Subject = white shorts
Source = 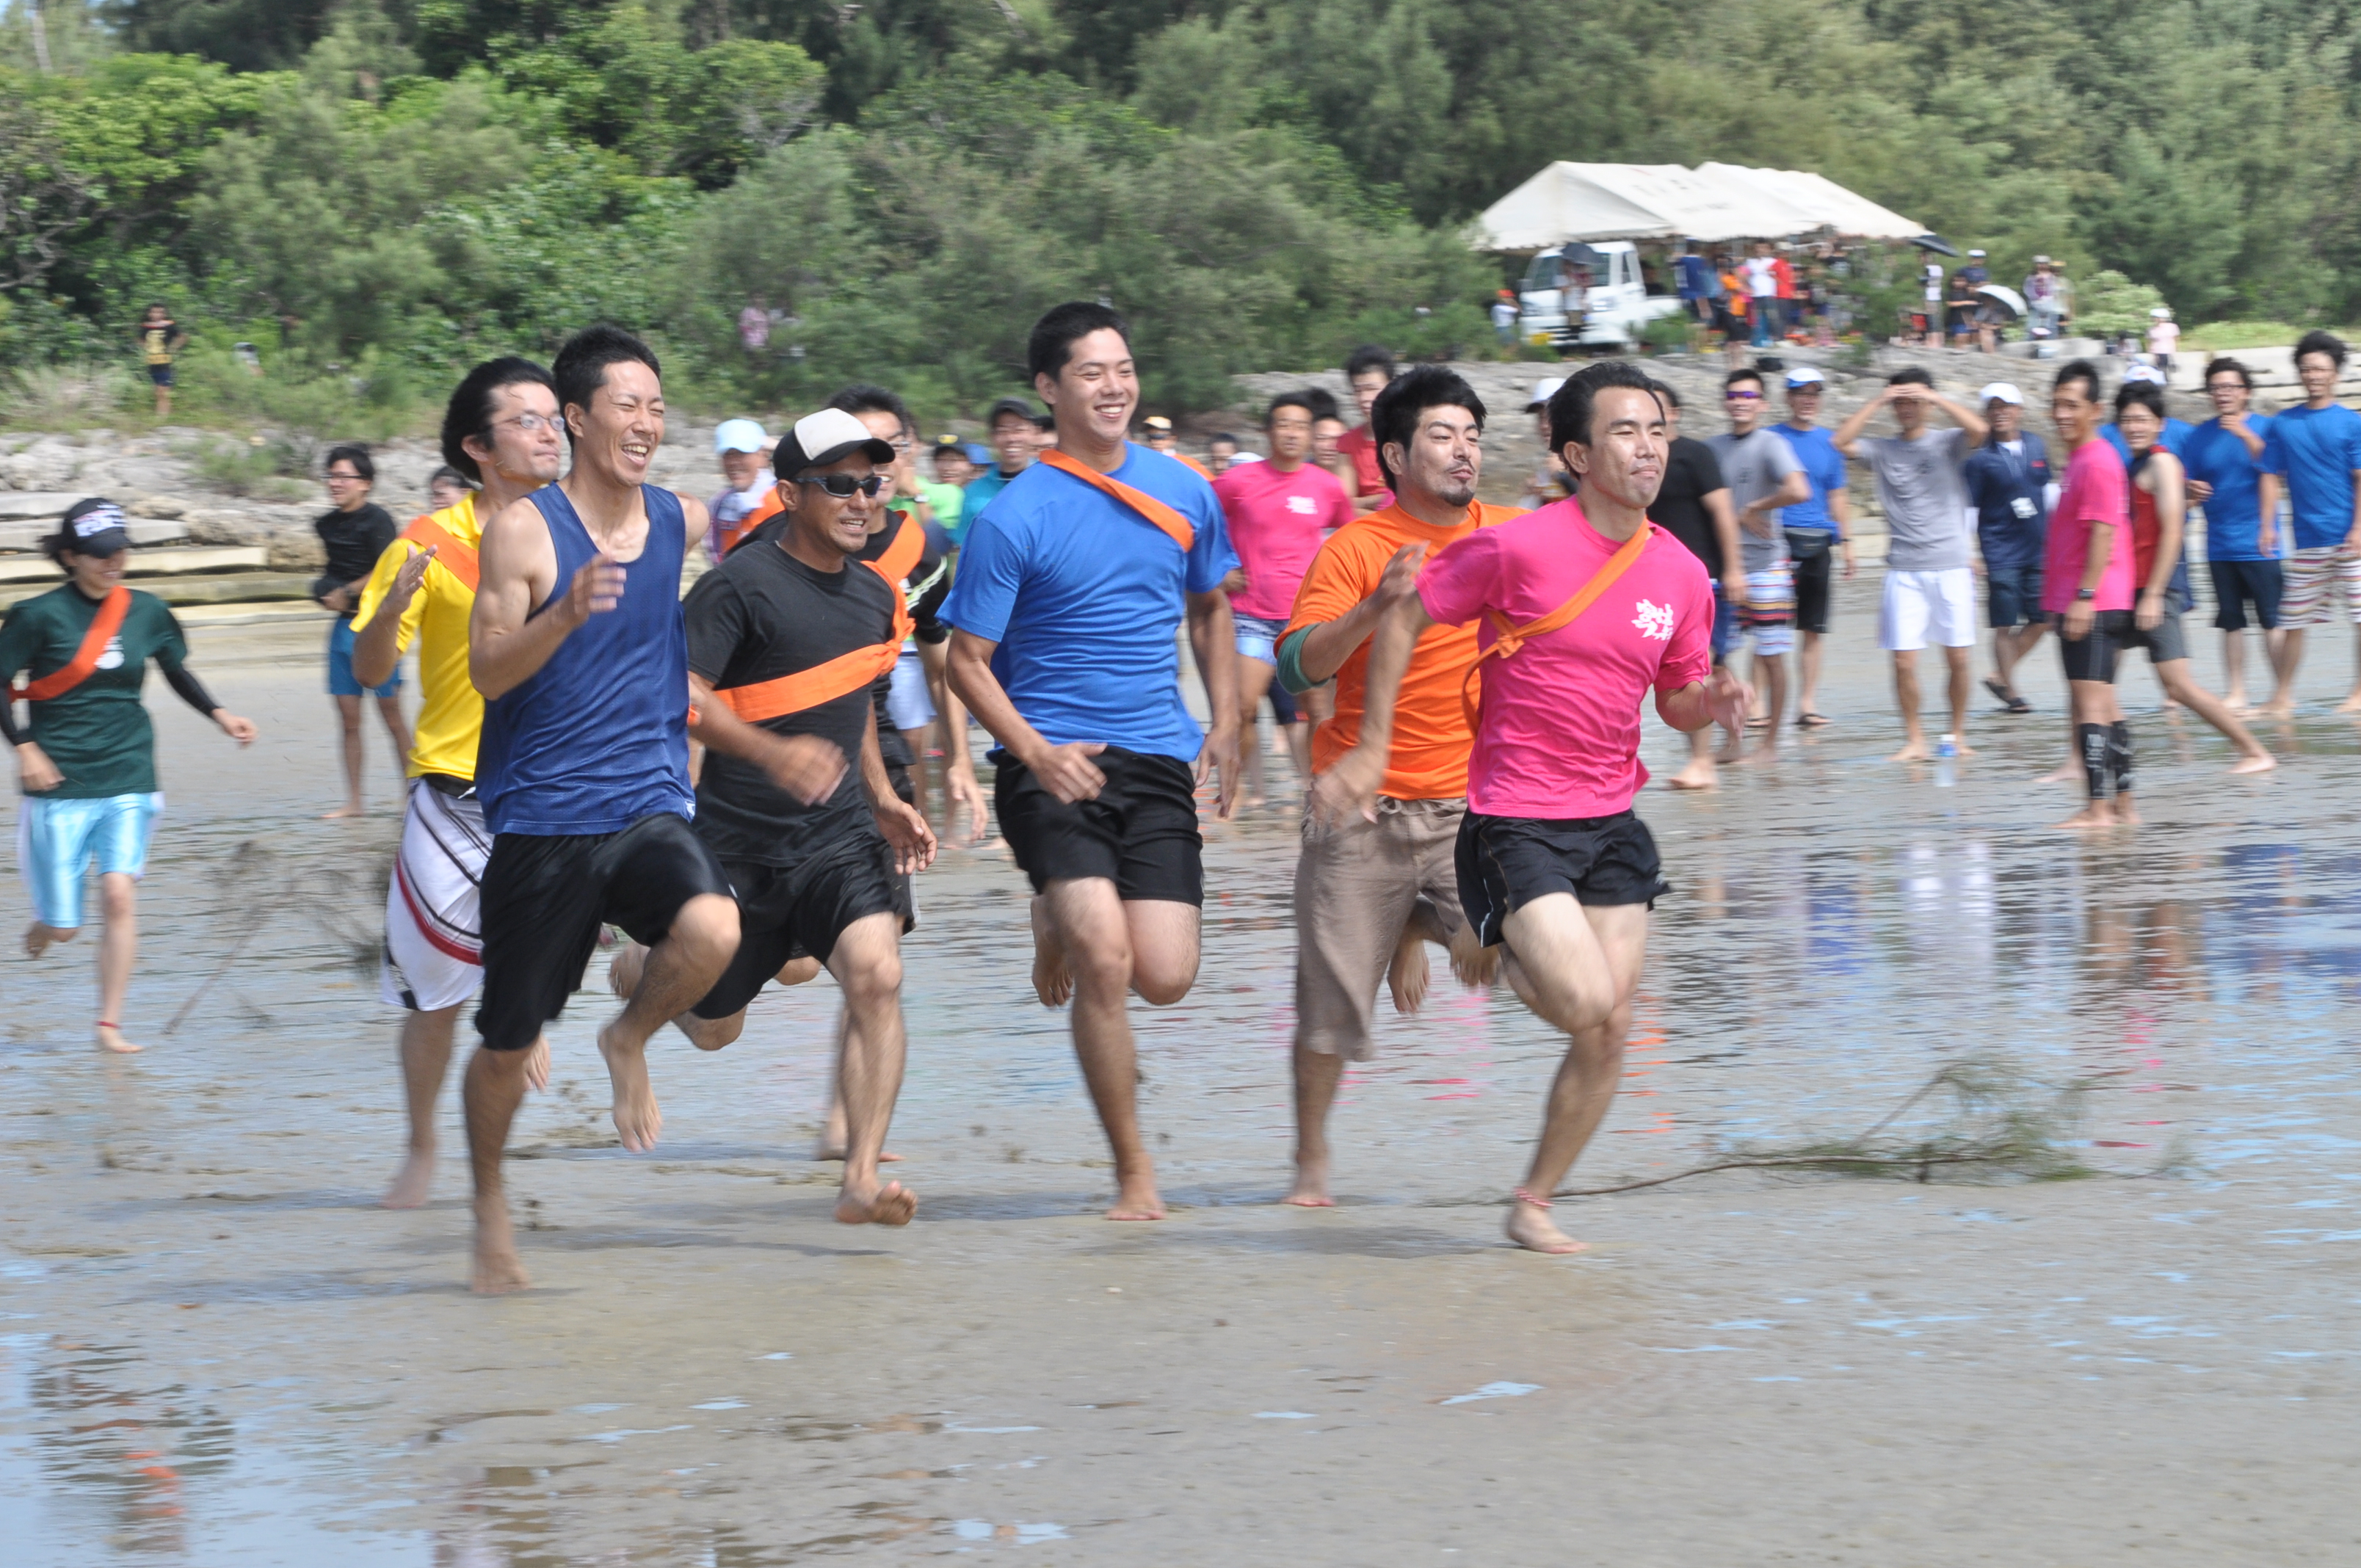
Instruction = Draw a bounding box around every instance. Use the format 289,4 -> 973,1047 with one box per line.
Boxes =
886,648 -> 935,732
1879,567 -> 1978,651
382,778 -> 489,1012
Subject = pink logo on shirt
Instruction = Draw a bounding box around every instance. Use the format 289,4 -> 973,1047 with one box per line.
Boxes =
1631,599 -> 1676,641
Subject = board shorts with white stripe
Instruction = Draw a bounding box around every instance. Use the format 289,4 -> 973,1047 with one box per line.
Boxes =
2280,546 -> 2361,627
382,776 -> 490,1012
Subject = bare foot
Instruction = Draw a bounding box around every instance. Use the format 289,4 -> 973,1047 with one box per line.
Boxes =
1448,923 -> 1501,989
524,1035 -> 552,1093
1386,931 -> 1429,1015
2230,751 -> 2277,775
471,1197 -> 530,1295
1890,740 -> 1932,761
381,1149 -> 435,1209
1029,897 -> 1072,1008
595,1021 -> 662,1153
1665,759 -> 1718,791
835,1178 -> 918,1226
2114,799 -> 2141,825
2262,697 -> 2296,719
1504,1194 -> 1585,1255
94,1023 -> 142,1055
320,802 -> 363,820
2034,761 -> 2080,783
1949,740 -> 1977,758
1106,1172 -> 1166,1221
1283,1153 -> 1334,1208
2334,691 -> 2361,714
1736,742 -> 1780,766
23,922 -> 74,959
2224,693 -> 2252,714
2052,804 -> 2119,830
812,1139 -> 903,1163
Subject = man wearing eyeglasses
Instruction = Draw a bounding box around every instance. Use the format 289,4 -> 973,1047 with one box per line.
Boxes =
351,357 -> 566,1212
1706,367 -> 1810,757
615,407 -> 937,1228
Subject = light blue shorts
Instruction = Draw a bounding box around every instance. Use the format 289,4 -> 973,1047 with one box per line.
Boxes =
18,792 -> 163,929
1235,613 -> 1288,665
327,617 -> 401,699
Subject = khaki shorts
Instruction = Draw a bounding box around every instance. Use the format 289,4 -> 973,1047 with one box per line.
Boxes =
1294,796 -> 1466,1061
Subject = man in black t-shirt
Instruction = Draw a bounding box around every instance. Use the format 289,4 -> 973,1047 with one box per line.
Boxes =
313,443 -> 408,818
1645,382 -> 1744,789
610,408 -> 937,1226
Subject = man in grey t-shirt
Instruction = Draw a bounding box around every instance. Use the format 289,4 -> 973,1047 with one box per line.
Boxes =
1834,367 -> 1990,759
1706,366 -> 1810,757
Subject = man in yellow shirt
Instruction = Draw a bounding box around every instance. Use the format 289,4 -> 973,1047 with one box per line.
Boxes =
351,357 -> 565,1208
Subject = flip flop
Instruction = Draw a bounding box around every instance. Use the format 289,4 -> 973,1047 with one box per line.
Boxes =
2004,695 -> 2033,715
1744,716 -> 1774,730
1982,675 -> 2014,708
1796,711 -> 1832,728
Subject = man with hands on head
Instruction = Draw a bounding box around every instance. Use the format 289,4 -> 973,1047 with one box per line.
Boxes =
1313,362 -> 1746,1256
943,301 -> 1242,1223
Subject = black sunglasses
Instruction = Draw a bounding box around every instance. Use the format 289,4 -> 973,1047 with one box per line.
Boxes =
798,473 -> 886,498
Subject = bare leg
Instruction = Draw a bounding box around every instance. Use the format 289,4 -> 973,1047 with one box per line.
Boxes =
1739,650 -> 1786,762
1943,644 -> 1975,753
2222,631 -> 2249,711
1667,724 -> 1719,789
1890,650 -> 1930,759
23,921 -> 76,960
1029,894 -> 1073,1006
596,893 -> 739,1153
324,694 -> 365,818
896,727 -> 933,821
464,1044 -> 534,1294
1796,628 -> 1824,718
382,1004 -> 458,1208
2270,627 -> 2304,716
2339,623 -> 2361,712
1237,656 -> 1278,808
2155,659 -> 2274,772
94,873 -> 139,1055
375,694 -> 413,790
827,914 -> 916,1224
1496,899 -> 1649,1255
1286,1044 -> 1345,1207
1280,719 -> 1313,787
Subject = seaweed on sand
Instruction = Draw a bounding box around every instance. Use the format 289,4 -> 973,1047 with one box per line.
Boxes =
162,836 -> 392,1034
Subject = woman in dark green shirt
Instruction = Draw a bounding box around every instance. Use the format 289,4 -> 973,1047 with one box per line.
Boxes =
1,500 -> 257,1053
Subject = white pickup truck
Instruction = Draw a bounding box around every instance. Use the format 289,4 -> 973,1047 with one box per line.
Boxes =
1515,240 -> 1687,351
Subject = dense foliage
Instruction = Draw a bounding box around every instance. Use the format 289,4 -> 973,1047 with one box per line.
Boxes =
2,0 -> 2358,417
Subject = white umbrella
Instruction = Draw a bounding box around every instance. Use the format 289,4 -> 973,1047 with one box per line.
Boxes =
1976,283 -> 2028,318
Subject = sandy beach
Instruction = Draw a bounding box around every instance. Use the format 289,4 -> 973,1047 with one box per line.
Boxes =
4,581 -> 2358,1564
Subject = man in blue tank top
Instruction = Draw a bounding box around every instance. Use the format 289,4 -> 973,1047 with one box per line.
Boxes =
463,324 -> 844,1294
944,302 -> 1243,1223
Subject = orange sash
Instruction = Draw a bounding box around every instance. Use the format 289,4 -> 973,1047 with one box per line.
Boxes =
1038,447 -> 1194,551
708,637 -> 902,724
16,584 -> 131,703
400,515 -> 479,593
869,510 -> 924,587
1459,523 -> 1657,728
719,491 -> 784,558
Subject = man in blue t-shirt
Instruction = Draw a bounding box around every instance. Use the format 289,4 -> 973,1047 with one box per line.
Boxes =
944,301 -> 1241,1225
2181,357 -> 2288,712
2100,364 -> 2194,464
1771,366 -> 1854,725
961,397 -> 1040,523
1959,381 -> 2053,712
2258,330 -> 2361,713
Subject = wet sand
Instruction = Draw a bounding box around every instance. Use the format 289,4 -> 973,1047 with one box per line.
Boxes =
4,590 -> 2360,1563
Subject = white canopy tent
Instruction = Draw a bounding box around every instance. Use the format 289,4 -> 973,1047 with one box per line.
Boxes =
1473,161 -> 1922,252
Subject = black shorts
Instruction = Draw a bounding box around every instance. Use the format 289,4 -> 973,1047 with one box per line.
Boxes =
2122,587 -> 2190,664
2056,609 -> 2136,684
2211,559 -> 2283,631
691,840 -> 904,1020
146,363 -> 173,388
1455,810 -> 1668,950
993,745 -> 1203,904
1786,531 -> 1834,634
475,813 -> 733,1051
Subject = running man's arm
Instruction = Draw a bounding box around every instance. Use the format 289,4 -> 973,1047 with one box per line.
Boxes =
152,614 -> 256,743
2138,453 -> 2186,630
1308,592 -> 1433,827
857,700 -> 937,874
351,539 -> 432,691
1296,542 -> 1427,685
946,628 -> 1109,805
1186,586 -> 1242,819
682,673 -> 846,805
468,494 -> 621,701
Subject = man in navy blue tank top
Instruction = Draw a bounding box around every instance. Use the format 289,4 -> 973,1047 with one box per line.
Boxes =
944,302 -> 1244,1222
463,325 -> 844,1294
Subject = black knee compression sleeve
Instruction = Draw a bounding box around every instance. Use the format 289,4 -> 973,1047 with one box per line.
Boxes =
2107,720 -> 2133,796
2078,722 -> 2108,800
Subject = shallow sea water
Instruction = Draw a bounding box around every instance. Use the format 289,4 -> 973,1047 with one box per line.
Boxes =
3,584 -> 2359,1564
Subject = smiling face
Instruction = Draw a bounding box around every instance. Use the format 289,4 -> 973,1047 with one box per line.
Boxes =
1987,400 -> 2022,440
1350,369 -> 1390,422
783,453 -> 880,562
990,413 -> 1034,473
1562,385 -> 1667,512
2299,351 -> 2340,403
1724,376 -> 1764,435
2206,370 -> 2251,419
1034,327 -> 1137,452
1784,382 -> 1821,425
324,457 -> 371,512
719,447 -> 763,490
2117,401 -> 2162,453
468,380 -> 565,490
1312,418 -> 1346,463
2050,377 -> 2100,446
66,545 -> 126,595
1387,404 -> 1482,511
567,358 -> 664,487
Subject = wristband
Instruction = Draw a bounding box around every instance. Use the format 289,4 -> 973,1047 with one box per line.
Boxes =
2075,587 -> 2096,601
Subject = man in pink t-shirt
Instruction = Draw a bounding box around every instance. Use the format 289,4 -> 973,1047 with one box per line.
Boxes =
2041,358 -> 2140,828
1215,392 -> 1354,802
1313,362 -> 1744,1256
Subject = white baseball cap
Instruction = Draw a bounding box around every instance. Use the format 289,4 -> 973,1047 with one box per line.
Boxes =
2150,306 -> 2172,319
1968,248 -> 1987,258
1979,381 -> 2023,405
2122,364 -> 2168,386
1525,377 -> 1566,411
775,407 -> 896,479
714,418 -> 769,455
1785,366 -> 1826,388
